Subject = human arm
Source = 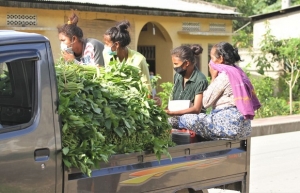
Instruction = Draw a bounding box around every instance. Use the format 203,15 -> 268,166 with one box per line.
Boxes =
62,51 -> 75,62
209,64 -> 219,82
166,77 -> 208,116
139,58 -> 152,92
165,93 -> 203,116
203,73 -> 227,108
92,41 -> 105,67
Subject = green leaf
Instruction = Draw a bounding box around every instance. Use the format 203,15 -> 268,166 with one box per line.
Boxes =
63,159 -> 72,168
105,119 -> 112,130
62,147 -> 69,155
62,122 -> 68,133
113,127 -> 124,138
93,107 -> 101,114
122,118 -> 131,128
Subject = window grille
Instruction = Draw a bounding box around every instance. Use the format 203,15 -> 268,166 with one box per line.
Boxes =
209,23 -> 226,32
6,14 -> 37,26
138,46 -> 155,60
182,22 -> 200,32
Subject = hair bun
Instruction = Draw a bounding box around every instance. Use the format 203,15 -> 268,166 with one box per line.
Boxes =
233,48 -> 241,62
117,20 -> 130,32
190,44 -> 203,56
68,13 -> 79,26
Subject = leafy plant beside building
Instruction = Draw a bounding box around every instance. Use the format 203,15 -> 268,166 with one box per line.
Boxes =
253,22 -> 300,115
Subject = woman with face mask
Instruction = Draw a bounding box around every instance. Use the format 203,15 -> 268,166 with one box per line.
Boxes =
57,12 -> 104,66
166,44 -> 208,129
102,20 -> 152,92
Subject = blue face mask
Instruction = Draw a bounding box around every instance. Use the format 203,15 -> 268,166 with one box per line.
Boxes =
104,45 -> 117,56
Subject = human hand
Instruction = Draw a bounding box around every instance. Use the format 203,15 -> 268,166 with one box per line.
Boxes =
164,109 -> 171,115
209,65 -> 219,81
62,51 -> 75,62
153,96 -> 162,107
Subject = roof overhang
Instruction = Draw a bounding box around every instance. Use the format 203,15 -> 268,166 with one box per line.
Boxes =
250,5 -> 300,22
0,0 -> 249,21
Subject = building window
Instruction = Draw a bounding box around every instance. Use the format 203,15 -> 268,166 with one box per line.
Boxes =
182,22 -> 201,32
6,14 -> 37,26
209,23 -> 226,32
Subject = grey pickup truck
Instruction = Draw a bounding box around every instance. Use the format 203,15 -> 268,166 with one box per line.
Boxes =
0,30 -> 250,193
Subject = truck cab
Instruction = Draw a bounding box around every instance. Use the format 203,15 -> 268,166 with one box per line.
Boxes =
0,30 -> 62,193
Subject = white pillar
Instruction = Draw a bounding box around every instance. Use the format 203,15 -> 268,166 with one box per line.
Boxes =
282,0 -> 291,9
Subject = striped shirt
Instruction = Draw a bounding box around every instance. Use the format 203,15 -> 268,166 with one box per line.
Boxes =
172,68 -> 208,104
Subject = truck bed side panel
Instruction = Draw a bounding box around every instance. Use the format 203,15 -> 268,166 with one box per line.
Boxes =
65,140 -> 247,193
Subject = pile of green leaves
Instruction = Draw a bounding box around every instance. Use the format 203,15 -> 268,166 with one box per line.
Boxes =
55,59 -> 173,176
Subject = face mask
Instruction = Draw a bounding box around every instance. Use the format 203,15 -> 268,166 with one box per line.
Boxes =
104,45 -> 117,56
60,42 -> 73,54
150,75 -> 154,79
60,42 -> 67,50
174,61 -> 187,76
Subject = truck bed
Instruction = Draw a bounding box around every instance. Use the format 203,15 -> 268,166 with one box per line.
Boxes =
65,139 -> 249,193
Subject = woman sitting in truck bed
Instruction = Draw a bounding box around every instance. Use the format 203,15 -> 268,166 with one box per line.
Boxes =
177,42 -> 261,140
166,44 -> 208,129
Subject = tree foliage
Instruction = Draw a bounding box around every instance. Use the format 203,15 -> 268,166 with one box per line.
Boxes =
254,22 -> 300,114
203,0 -> 300,47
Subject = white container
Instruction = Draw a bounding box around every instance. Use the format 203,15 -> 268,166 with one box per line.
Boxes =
168,100 -> 190,111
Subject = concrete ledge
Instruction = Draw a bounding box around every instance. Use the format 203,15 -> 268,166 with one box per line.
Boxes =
251,114 -> 300,137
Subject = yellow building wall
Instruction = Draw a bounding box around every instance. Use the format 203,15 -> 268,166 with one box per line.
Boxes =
0,6 -> 233,85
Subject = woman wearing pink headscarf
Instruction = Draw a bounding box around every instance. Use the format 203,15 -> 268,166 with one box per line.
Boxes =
178,42 -> 261,140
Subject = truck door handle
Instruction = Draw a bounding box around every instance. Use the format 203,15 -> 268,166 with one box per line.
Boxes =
34,148 -> 50,162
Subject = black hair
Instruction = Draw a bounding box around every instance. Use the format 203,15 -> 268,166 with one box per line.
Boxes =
171,44 -> 203,65
104,20 -> 131,47
57,13 -> 83,42
212,42 -> 241,65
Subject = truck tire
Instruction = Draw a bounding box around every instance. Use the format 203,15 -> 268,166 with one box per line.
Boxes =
194,190 -> 208,193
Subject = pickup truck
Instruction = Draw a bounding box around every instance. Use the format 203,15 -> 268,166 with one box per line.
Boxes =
0,30 -> 250,193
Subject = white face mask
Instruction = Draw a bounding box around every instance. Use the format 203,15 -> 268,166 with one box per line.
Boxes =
60,42 -> 73,54
60,42 -> 68,50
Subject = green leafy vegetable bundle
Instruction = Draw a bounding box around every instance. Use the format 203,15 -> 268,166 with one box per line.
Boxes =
55,59 -> 172,176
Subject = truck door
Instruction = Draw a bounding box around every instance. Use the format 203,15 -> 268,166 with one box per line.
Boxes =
0,43 -> 61,193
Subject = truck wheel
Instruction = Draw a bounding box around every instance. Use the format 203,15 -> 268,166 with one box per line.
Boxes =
194,190 -> 208,193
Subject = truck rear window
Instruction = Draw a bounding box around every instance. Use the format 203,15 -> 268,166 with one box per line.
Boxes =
0,63 -> 12,96
0,60 -> 35,131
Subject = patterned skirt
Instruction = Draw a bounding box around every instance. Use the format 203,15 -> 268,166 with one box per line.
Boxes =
168,106 -> 251,140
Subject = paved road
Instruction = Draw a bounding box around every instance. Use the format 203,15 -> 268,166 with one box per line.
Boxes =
249,131 -> 300,193
208,131 -> 300,193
